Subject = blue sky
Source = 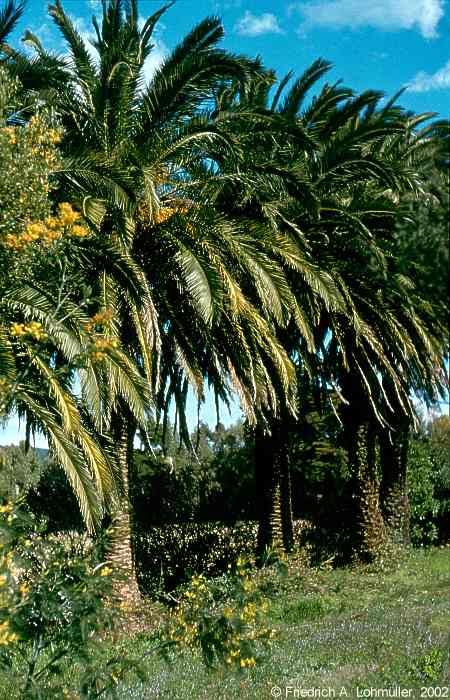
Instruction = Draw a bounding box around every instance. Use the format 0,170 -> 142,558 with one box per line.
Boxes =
2,0 -> 449,444
11,0 -> 450,118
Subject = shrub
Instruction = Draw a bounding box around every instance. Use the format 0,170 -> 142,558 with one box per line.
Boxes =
26,459 -> 83,533
0,445 -> 43,501
136,519 -> 311,596
407,440 -> 440,545
159,558 -> 275,670
136,521 -> 257,595
0,501 -> 142,698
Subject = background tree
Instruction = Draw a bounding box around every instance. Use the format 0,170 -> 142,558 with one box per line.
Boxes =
207,64 -> 448,559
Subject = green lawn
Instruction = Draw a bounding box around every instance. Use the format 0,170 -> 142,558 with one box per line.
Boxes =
5,547 -> 450,698
105,547 -> 450,699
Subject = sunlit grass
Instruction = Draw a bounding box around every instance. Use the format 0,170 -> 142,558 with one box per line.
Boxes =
2,547 -> 449,698
113,548 -> 450,698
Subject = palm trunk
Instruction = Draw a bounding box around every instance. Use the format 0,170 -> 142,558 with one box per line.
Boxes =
379,375 -> 411,545
25,414 -> 31,453
255,418 -> 294,559
108,408 -> 141,603
354,421 -> 386,560
343,382 -> 386,561
280,439 -> 294,552
379,423 -> 411,545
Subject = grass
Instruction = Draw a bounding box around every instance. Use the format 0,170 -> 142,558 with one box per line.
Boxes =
5,546 -> 450,698
112,546 -> 450,698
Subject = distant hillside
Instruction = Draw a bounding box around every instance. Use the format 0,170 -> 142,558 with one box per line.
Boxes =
0,445 -> 49,462
33,447 -> 49,463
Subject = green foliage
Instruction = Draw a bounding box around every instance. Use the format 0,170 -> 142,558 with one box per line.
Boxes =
132,420 -> 256,526
289,393 -> 349,517
0,501 -> 142,698
271,596 -> 326,624
136,521 -> 257,596
159,558 -> 275,671
136,518 -> 310,596
0,444 -> 43,501
408,416 -> 450,546
394,177 -> 449,325
0,70 -> 57,248
0,68 -> 128,530
26,458 -> 83,533
429,416 -> 450,520
408,440 -> 439,544
415,648 -> 445,683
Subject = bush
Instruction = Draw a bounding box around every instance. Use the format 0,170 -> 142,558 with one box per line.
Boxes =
0,448 -> 83,533
159,558 -> 275,671
26,459 -> 83,533
0,445 -> 43,501
136,519 -> 311,596
407,440 -> 440,545
0,501 -> 142,698
136,521 -> 257,596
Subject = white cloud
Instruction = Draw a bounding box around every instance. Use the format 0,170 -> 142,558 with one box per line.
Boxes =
234,10 -> 283,37
289,0 -> 444,38
30,23 -> 54,45
407,59 -> 450,92
143,38 -> 169,82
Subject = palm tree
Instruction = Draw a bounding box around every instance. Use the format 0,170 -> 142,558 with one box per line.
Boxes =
8,0 -> 308,597
0,66 -> 153,530
377,148 -> 449,545
207,64 -> 449,558
314,113 -> 449,559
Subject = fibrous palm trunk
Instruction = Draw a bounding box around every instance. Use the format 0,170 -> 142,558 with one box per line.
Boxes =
379,421 -> 411,545
109,408 -> 141,603
255,418 -> 294,560
343,381 -> 386,561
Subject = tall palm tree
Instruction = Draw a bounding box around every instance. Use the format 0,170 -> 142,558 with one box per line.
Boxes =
313,114 -> 449,559
207,64 -> 449,557
377,149 -> 449,545
0,65 -> 152,530
9,0 -> 308,596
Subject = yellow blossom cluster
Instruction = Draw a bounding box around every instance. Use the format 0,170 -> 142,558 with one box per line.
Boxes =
240,657 -> 257,668
154,207 -> 177,225
2,126 -> 16,145
90,336 -> 119,362
84,308 -> 114,333
10,321 -> 47,342
4,203 -> 89,251
27,116 -> 62,143
47,128 -> 62,145
57,202 -> 80,226
153,205 -> 190,225
164,562 -> 275,671
0,620 -> 18,647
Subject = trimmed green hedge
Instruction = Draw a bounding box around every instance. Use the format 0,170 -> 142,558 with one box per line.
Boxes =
135,519 -> 311,595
